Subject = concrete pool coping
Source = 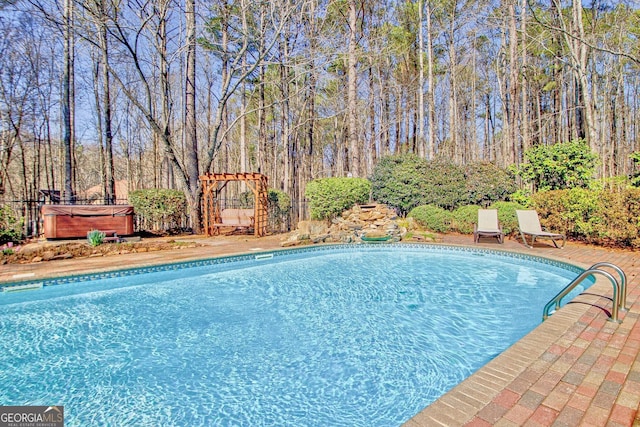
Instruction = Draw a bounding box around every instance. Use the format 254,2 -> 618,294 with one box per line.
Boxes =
1,233 -> 639,426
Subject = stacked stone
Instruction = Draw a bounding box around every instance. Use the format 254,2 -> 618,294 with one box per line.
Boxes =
282,203 -> 406,246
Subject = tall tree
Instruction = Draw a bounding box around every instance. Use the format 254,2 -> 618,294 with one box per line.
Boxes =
417,0 -> 425,158
62,0 -> 75,203
347,0 -> 360,176
185,0 -> 198,197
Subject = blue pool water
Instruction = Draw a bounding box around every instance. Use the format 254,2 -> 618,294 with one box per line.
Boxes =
0,245 -> 586,426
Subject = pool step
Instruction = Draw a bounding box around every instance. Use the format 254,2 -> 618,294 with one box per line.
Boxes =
1,282 -> 44,293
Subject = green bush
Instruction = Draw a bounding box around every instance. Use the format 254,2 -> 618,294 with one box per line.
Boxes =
0,205 -> 23,244
407,205 -> 452,233
370,154 -> 430,215
531,189 -> 600,237
370,154 -> 467,214
305,177 -> 371,220
465,162 -> 517,206
508,189 -> 532,207
87,229 -> 106,247
268,189 -> 291,213
530,188 -> 640,247
129,189 -> 187,230
268,189 -> 292,232
487,201 -> 526,235
630,152 -> 640,187
515,139 -> 598,191
423,160 -> 468,209
235,188 -> 292,232
451,205 -> 481,234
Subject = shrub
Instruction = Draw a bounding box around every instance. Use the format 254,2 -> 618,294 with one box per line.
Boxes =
630,152 -> 640,187
129,189 -> 187,231
87,229 -> 106,247
451,205 -> 481,234
531,189 -> 600,237
0,205 -> 23,245
530,188 -> 640,247
465,162 -> 517,206
370,154 -> 430,215
236,188 -> 293,232
305,177 -> 371,220
407,205 -> 452,233
508,189 -> 532,207
423,160 -> 468,209
268,189 -> 292,232
515,139 -> 598,191
370,154 -> 467,214
487,201 -> 526,235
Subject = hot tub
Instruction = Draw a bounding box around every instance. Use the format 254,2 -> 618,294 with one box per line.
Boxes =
41,205 -> 134,239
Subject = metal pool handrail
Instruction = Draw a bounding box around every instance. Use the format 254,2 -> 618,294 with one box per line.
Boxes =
589,262 -> 627,311
542,262 -> 626,323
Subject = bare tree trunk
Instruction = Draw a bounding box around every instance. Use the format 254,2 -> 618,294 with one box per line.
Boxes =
368,61 -> 376,173
156,2 -> 174,189
417,0 -> 425,158
258,63 -> 266,173
96,3 -> 116,204
62,0 -> 75,203
380,65 -> 391,156
507,0 -> 518,164
520,0 -> 529,155
552,0 -> 597,149
280,33 -> 291,193
240,55 -> 247,173
572,0 -> 597,149
426,0 -> 435,159
184,0 -> 200,230
347,0 -> 359,176
91,57 -> 106,201
446,2 -> 458,162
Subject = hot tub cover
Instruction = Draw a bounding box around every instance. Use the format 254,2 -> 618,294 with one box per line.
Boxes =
41,205 -> 134,216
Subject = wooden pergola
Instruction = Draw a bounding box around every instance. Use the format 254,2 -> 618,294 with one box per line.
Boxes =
200,172 -> 268,237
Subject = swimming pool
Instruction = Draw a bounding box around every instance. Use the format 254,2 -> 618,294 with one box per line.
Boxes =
0,245 -> 587,426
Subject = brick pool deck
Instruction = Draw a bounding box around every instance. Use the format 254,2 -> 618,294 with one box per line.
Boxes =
1,234 -> 639,426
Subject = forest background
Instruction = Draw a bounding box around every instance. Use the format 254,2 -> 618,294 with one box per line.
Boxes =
0,0 -> 638,236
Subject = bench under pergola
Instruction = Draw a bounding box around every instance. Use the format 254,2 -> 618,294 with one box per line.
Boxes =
200,172 -> 268,237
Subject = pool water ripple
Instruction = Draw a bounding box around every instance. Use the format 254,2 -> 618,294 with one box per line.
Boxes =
0,247 -> 586,426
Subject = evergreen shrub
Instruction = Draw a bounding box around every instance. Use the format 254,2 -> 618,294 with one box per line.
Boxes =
0,205 -> 23,244
305,177 -> 371,220
451,205 -> 481,234
464,162 -> 517,206
422,160 -> 467,209
129,189 -> 187,231
407,205 -> 452,233
530,188 -> 640,247
370,154 -> 467,214
268,189 -> 292,232
370,154 -> 430,215
487,201 -> 526,235
515,139 -> 598,191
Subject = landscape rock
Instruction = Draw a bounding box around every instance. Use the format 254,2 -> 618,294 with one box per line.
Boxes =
282,203 -> 406,246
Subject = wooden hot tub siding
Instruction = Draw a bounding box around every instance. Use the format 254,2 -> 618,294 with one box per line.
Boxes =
41,205 -> 134,239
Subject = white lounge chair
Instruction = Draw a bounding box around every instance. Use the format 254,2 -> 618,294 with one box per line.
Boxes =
516,209 -> 566,248
474,209 -> 504,244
